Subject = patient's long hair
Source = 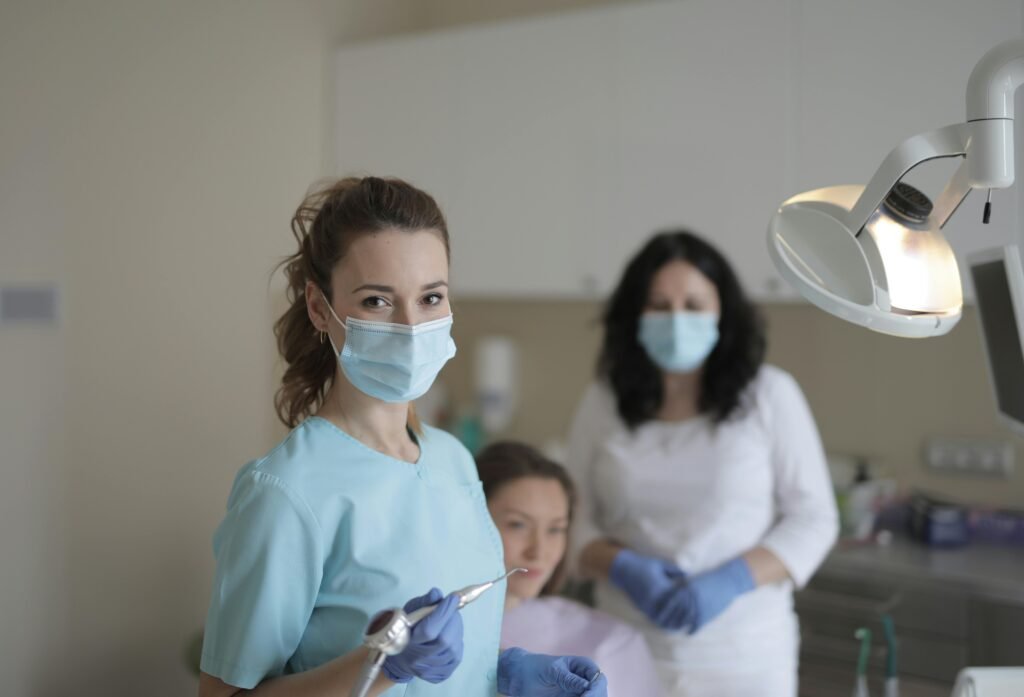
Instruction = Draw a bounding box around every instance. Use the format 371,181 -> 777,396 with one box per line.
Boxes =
476,441 -> 576,597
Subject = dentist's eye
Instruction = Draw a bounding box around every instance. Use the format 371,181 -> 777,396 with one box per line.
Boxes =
423,292 -> 444,306
362,296 -> 390,309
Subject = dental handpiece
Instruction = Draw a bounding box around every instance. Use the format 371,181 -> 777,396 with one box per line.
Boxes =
351,568 -> 526,697
405,567 -> 527,624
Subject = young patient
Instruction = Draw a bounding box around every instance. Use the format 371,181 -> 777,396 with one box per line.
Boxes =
477,441 -> 664,697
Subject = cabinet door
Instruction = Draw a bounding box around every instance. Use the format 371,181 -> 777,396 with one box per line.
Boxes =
969,597 -> 1024,666
335,13 -> 618,299
444,11 -> 617,298
796,574 -> 969,684
603,0 -> 795,300
802,588 -> 1024,683
334,33 -> 462,222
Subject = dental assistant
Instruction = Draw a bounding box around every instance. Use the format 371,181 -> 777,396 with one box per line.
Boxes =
565,231 -> 838,697
199,176 -> 607,697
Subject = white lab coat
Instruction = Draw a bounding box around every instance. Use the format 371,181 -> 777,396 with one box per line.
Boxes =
566,365 -> 838,697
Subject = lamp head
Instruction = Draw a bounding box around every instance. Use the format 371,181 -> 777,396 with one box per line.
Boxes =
768,182 -> 962,338
768,36 -> 1024,339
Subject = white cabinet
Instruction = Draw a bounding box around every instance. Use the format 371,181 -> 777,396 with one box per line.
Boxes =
444,12 -> 617,297
334,13 -> 617,299
333,32 -> 463,228
602,0 -> 792,300
335,0 -> 1022,299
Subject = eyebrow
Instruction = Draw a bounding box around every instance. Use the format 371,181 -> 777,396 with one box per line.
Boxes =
502,507 -> 569,524
351,280 -> 449,294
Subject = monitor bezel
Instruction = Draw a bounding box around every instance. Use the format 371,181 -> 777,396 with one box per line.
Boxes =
966,243 -> 1024,437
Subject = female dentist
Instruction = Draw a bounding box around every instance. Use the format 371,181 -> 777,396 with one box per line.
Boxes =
566,230 -> 838,696
199,176 -> 607,697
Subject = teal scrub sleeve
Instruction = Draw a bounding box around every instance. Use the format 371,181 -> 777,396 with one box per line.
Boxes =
200,470 -> 324,689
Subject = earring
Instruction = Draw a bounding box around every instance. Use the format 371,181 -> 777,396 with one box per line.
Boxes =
320,331 -> 326,345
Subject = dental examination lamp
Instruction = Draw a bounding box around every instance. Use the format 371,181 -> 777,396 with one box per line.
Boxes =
768,37 -> 1024,338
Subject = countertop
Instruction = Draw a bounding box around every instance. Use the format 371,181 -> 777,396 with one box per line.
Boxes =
820,535 -> 1024,604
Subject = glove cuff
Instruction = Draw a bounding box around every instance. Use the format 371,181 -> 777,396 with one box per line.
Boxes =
497,647 -> 526,695
719,556 -> 756,595
607,548 -> 638,591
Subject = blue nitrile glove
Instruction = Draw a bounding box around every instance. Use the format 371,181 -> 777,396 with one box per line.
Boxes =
608,548 -> 686,627
497,648 -> 608,697
382,588 -> 464,684
653,556 -> 756,633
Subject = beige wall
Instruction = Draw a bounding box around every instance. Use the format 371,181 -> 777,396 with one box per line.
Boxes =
443,301 -> 1024,507
0,1 -> 426,694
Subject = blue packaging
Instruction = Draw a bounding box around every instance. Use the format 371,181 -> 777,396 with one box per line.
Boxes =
908,493 -> 970,548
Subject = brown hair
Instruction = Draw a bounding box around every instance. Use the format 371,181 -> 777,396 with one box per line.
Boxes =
273,176 -> 451,428
475,441 -> 577,596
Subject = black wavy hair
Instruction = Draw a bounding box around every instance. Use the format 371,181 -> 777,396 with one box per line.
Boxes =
597,230 -> 765,428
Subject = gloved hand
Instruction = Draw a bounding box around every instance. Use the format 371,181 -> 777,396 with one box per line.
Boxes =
653,556 -> 756,633
608,548 -> 686,627
382,588 -> 464,684
497,648 -> 608,697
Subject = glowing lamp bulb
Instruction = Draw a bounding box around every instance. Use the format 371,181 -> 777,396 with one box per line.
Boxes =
862,182 -> 963,314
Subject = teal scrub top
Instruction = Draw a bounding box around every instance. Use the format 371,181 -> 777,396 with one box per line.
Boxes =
201,417 -> 507,695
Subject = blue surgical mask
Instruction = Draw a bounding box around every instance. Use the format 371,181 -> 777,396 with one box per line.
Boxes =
638,311 -> 719,373
323,298 -> 456,403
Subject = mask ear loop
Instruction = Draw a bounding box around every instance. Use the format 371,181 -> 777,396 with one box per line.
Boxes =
319,291 -> 346,357
319,290 -> 348,330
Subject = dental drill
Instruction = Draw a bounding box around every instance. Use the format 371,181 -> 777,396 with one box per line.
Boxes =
350,568 -> 526,697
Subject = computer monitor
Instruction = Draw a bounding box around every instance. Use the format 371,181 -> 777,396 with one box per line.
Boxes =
968,244 -> 1024,434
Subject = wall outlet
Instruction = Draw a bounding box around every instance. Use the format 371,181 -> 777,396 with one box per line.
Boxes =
923,437 -> 1015,477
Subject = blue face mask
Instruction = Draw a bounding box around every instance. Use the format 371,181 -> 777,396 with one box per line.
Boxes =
324,299 -> 457,403
638,311 -> 719,373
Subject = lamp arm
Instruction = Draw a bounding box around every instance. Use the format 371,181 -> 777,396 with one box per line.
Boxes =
967,36 -> 1024,121
846,123 -> 970,234
845,38 -> 1024,234
933,158 -> 974,230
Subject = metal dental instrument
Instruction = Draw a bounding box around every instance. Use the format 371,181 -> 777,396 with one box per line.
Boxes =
350,568 -> 527,697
